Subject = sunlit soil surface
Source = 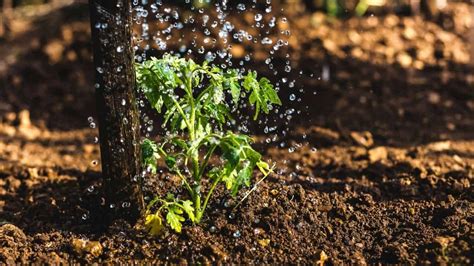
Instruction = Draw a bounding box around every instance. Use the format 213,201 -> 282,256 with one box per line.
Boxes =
0,1 -> 473,264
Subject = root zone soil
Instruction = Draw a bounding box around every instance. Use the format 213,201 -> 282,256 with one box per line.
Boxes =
0,1 -> 473,264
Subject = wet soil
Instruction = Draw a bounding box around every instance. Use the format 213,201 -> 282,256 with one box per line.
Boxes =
0,1 -> 473,264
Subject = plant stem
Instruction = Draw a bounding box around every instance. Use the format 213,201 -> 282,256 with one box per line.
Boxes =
196,175 -> 222,222
187,78 -> 196,140
232,167 -> 273,211
194,193 -> 201,221
175,169 -> 193,195
170,97 -> 192,134
154,145 -> 193,196
197,144 -> 217,180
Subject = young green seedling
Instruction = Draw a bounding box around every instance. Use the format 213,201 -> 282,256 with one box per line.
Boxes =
136,54 -> 281,234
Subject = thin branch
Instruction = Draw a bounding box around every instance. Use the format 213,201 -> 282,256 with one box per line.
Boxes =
232,166 -> 274,211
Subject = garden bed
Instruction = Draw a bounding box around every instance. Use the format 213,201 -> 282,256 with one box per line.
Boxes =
0,1 -> 473,264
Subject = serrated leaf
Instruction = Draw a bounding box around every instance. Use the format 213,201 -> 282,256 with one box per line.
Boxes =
166,210 -> 185,233
260,78 -> 281,105
243,71 -> 259,92
231,162 -> 253,196
229,80 -> 241,104
170,205 -> 184,215
181,200 -> 196,222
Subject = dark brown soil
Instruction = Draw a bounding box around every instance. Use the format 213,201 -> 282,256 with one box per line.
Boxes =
0,1 -> 473,264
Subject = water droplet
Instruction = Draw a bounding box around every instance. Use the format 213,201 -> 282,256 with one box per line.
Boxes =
261,37 -> 273,45
233,230 -> 241,238
87,185 -> 95,193
289,94 -> 296,101
254,14 -> 262,22
91,160 -> 98,166
116,45 -> 124,53
209,226 -> 217,233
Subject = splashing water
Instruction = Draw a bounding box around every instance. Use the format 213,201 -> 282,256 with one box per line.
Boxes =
77,1 -> 319,231
131,1 -> 304,148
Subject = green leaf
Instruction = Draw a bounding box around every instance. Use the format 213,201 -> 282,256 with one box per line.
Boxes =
202,103 -> 232,127
141,139 -> 160,174
257,161 -> 271,175
222,168 -> 237,190
231,162 -> 253,196
223,147 -> 240,168
181,200 -> 196,222
166,193 -> 176,201
244,147 -> 262,164
242,71 -> 281,119
166,209 -> 185,233
165,156 -> 176,169
212,84 -> 224,104
170,138 -> 188,150
243,71 -> 259,92
229,80 -> 241,105
208,167 -> 223,181
260,77 -> 282,105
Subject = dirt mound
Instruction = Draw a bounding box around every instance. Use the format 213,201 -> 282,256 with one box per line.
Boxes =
0,1 -> 473,264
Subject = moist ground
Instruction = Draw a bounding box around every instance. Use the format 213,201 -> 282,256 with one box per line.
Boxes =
0,1 -> 473,264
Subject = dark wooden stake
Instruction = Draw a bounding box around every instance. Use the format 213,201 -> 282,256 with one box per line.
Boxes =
89,0 -> 144,223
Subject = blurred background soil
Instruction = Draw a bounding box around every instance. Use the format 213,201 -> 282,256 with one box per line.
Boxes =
0,0 -> 473,264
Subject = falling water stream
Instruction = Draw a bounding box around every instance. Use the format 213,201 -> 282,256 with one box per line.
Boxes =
131,0 -> 305,146
86,1 -> 313,232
